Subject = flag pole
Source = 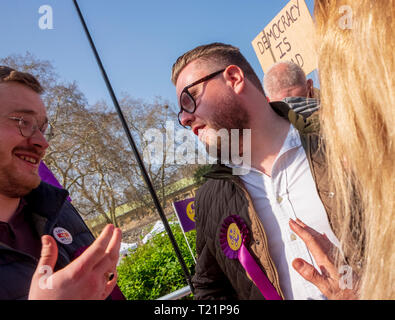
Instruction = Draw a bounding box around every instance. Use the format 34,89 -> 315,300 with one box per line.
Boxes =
72,0 -> 194,294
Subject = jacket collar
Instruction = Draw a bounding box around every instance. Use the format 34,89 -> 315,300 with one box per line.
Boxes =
269,101 -> 320,134
24,181 -> 69,222
204,101 -> 320,180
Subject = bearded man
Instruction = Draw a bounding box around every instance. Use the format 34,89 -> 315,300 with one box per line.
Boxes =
171,43 -> 357,300
0,66 -> 122,300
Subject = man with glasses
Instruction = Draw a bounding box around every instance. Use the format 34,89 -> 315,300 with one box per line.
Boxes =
171,43 -> 342,300
0,66 -> 122,300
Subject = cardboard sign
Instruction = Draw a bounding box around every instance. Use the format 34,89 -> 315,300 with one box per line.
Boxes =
252,0 -> 317,76
173,198 -> 196,233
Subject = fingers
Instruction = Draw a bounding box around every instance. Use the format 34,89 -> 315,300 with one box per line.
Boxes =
75,224 -> 116,270
290,219 -> 327,254
289,219 -> 321,251
106,227 -> 122,259
29,236 -> 58,299
102,271 -> 118,300
295,219 -> 334,253
290,219 -> 358,300
36,235 -> 58,271
292,258 -> 329,295
93,227 -> 122,275
289,219 -> 338,275
294,218 -> 322,238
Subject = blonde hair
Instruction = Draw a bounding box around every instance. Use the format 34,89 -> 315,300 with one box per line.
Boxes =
315,0 -> 394,299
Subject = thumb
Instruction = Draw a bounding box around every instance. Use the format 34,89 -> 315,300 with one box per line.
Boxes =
36,235 -> 58,272
29,236 -> 58,299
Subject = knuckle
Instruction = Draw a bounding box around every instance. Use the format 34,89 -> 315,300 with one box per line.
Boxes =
87,274 -> 102,292
109,250 -> 120,261
105,249 -> 119,264
306,232 -> 317,242
95,243 -> 107,256
71,262 -> 88,280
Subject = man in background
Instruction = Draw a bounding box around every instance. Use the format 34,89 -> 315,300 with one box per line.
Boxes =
263,61 -> 320,118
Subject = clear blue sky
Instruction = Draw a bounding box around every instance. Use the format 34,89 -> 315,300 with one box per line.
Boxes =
0,0 -> 315,112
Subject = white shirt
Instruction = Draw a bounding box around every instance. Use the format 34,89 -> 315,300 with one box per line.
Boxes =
232,124 -> 339,300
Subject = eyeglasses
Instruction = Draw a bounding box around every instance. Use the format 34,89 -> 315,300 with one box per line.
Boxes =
8,115 -> 53,140
178,69 -> 225,128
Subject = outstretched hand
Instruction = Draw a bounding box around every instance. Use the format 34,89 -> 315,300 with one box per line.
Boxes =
289,218 -> 358,300
29,224 -> 122,300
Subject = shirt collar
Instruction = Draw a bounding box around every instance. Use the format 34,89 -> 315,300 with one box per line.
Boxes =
8,198 -> 27,225
277,124 -> 301,159
227,124 -> 301,174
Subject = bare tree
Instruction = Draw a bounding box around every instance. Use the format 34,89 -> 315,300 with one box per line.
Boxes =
1,52 -> 188,229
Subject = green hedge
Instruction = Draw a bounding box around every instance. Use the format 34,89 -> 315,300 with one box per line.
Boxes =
117,223 -> 196,300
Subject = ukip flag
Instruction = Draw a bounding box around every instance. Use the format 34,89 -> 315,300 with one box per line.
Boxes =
39,161 -> 72,201
173,198 -> 196,233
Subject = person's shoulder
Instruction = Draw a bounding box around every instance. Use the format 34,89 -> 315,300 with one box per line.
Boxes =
25,182 -> 69,216
56,199 -> 95,243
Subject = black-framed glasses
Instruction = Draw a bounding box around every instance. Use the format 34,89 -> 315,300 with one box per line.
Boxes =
178,68 -> 225,128
8,115 -> 52,140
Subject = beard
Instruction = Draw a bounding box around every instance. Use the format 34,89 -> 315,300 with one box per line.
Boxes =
0,165 -> 41,198
0,147 -> 42,198
199,93 -> 250,162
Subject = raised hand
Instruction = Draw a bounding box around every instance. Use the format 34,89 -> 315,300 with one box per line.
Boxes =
29,224 -> 122,300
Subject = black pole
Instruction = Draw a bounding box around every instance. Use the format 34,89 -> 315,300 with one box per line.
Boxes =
72,0 -> 194,294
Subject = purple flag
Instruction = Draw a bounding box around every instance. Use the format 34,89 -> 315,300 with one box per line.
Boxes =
173,198 -> 195,232
39,161 -> 71,201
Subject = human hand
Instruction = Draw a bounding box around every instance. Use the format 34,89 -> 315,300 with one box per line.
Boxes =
289,218 -> 358,300
28,224 -> 122,300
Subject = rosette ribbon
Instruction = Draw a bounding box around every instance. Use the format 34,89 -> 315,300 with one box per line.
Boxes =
220,215 -> 282,300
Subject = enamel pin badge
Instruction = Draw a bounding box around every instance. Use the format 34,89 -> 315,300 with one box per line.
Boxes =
53,227 -> 73,245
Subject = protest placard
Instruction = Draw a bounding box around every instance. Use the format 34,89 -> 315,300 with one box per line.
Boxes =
252,0 -> 317,75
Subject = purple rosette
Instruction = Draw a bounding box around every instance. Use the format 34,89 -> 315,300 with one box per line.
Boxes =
219,214 -> 283,300
220,215 -> 249,259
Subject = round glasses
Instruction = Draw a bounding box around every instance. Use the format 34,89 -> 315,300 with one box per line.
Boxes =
8,115 -> 53,140
178,69 -> 225,128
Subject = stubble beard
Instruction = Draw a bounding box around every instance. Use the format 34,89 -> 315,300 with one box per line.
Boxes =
0,162 -> 41,198
201,94 -> 250,161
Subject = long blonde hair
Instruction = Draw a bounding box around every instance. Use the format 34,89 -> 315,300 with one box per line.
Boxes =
314,0 -> 394,299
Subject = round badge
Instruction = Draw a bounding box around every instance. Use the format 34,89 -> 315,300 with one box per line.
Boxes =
186,201 -> 195,222
53,227 -> 73,245
227,222 -> 242,251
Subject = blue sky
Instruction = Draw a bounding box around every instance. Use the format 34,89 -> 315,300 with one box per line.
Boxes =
0,0 -> 315,113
